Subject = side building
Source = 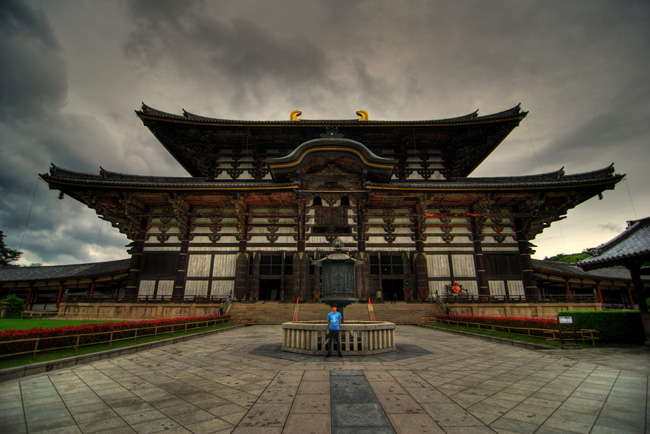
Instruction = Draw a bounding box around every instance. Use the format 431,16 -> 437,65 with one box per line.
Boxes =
37,104 -> 624,305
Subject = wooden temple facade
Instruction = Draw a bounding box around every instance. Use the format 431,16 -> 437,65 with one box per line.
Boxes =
39,104 -> 624,304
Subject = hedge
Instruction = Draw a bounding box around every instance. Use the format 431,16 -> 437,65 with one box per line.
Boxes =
0,315 -> 230,355
558,310 -> 643,343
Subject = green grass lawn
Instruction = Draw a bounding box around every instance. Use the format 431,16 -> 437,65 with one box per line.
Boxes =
426,322 -> 565,347
0,318 -> 123,331
0,320 -> 237,370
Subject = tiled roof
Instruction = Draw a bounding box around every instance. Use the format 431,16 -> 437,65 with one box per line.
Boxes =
137,103 -> 526,126
0,259 -> 130,283
579,217 -> 650,270
42,164 -> 622,191
532,259 -> 644,281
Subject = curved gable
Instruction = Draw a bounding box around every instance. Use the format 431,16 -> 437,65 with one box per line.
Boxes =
267,137 -> 397,184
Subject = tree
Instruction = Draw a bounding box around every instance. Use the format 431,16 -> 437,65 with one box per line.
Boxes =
545,252 -> 592,263
0,231 -> 22,266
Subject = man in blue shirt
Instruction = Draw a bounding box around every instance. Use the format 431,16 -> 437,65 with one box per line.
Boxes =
326,305 -> 343,357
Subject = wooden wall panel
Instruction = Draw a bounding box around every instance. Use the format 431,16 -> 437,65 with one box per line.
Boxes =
452,255 -> 476,278
426,255 -> 450,278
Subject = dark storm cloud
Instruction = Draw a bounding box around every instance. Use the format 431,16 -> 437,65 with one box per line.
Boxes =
1,0 -> 649,264
0,0 -> 67,120
122,0 -> 332,111
0,1 -> 130,264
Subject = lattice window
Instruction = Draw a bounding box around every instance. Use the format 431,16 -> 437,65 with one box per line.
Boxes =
313,207 -> 351,234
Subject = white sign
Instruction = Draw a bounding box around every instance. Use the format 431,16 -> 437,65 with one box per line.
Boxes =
558,316 -> 573,324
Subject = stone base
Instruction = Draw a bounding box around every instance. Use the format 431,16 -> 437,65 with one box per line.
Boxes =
282,321 -> 396,356
58,302 -> 223,320
447,302 -> 602,318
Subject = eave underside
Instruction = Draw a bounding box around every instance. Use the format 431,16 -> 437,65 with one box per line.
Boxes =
41,165 -> 623,243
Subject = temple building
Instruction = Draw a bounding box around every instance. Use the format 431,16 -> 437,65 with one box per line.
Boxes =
37,104 -> 624,305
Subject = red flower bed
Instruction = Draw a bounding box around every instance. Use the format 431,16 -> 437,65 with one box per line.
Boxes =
437,315 -> 557,336
0,315 -> 230,355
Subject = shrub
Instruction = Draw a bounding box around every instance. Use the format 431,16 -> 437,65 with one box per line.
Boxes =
558,310 -> 644,343
1,294 -> 25,319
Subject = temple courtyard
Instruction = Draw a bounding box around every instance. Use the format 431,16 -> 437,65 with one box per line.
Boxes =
1,325 -> 649,434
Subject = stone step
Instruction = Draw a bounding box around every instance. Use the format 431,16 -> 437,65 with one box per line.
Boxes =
228,301 -> 442,325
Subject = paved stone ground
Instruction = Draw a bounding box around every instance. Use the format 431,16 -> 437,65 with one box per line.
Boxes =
1,325 -> 649,434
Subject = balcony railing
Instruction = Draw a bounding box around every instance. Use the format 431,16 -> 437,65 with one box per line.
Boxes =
63,295 -> 229,304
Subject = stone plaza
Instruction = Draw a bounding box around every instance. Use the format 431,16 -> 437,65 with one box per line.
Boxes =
1,325 -> 649,433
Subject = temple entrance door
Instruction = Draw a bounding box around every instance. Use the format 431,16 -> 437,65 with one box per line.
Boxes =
382,279 -> 404,301
259,279 -> 281,301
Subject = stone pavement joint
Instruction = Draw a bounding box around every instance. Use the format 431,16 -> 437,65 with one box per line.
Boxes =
0,325 -> 648,433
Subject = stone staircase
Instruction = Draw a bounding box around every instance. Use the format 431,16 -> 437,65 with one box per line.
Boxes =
228,301 -> 442,325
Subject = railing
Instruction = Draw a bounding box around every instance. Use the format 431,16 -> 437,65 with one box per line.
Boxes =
59,294 -> 596,305
435,297 -> 448,314
0,317 -> 231,360
21,310 -> 59,318
442,294 -> 597,303
433,317 -> 599,346
64,295 -> 229,304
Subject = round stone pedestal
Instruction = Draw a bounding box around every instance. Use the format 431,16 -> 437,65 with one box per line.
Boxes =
282,321 -> 396,356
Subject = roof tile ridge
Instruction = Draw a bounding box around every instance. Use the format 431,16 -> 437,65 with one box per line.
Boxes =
560,163 -> 624,181
41,164 -> 99,179
466,168 -> 565,182
136,102 -> 182,119
136,104 -> 526,124
581,217 -> 650,261
475,103 -> 527,120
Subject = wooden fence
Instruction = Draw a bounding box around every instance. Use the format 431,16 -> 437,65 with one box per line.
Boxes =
433,317 -> 599,346
0,316 -> 231,360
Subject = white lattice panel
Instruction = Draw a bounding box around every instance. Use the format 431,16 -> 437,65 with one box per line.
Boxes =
138,280 -> 156,296
212,254 -> 237,277
489,281 -> 506,296
185,280 -> 208,296
426,255 -> 450,277
451,255 -> 476,277
187,254 -> 212,277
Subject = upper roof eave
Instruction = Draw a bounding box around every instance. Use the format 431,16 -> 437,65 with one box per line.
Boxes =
41,164 -> 623,192
136,103 -> 527,127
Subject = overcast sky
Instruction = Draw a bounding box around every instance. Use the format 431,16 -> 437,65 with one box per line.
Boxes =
1,0 -> 649,266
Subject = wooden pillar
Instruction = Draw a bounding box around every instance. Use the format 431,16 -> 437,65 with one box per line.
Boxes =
25,286 -> 33,310
414,253 -> 429,301
357,200 -> 366,253
471,214 -> 489,296
56,283 -> 65,309
565,278 -> 572,302
474,245 -> 488,296
125,239 -> 145,299
627,284 -> 635,309
89,278 -> 96,299
628,262 -> 650,346
234,253 -> 249,301
514,219 -> 539,298
174,240 -> 189,299
595,283 -> 603,306
250,252 -> 260,301
312,253 -> 320,301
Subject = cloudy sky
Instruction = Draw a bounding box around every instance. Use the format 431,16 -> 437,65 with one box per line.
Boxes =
1,0 -> 649,266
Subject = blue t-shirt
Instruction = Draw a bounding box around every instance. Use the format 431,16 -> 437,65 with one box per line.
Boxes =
327,311 -> 342,330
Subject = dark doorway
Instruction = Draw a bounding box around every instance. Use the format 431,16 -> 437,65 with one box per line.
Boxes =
259,279 -> 281,301
382,279 -> 404,301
